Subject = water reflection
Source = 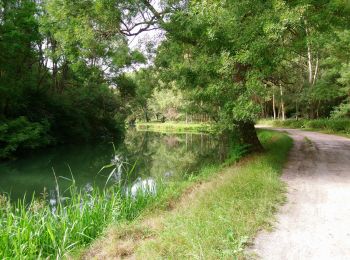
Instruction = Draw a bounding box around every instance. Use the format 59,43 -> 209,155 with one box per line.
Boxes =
0,130 -> 231,201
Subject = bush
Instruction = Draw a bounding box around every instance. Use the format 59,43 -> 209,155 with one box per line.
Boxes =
331,102 -> 350,119
46,85 -> 125,143
0,117 -> 52,159
263,119 -> 350,134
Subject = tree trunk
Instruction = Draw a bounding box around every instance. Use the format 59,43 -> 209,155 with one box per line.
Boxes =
313,55 -> 319,85
142,107 -> 150,122
238,121 -> 263,152
305,20 -> 313,85
280,84 -> 285,121
272,91 -> 276,120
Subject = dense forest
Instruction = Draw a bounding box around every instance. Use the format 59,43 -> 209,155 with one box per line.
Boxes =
1,0 -> 350,158
0,0 -> 146,159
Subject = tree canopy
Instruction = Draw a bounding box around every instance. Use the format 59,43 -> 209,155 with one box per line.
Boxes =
1,0 -> 350,157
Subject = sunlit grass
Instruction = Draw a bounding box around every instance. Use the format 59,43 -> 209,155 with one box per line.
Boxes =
136,122 -> 215,133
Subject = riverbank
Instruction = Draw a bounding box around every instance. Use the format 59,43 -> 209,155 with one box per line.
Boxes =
81,130 -> 292,259
136,122 -> 215,133
259,119 -> 350,137
0,129 -> 243,259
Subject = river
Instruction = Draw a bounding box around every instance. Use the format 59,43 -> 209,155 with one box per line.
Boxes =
0,129 -> 231,201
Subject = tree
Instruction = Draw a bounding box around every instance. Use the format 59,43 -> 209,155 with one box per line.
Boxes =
130,68 -> 158,122
151,1 -> 291,151
148,85 -> 186,121
260,0 -> 350,119
0,0 -> 147,158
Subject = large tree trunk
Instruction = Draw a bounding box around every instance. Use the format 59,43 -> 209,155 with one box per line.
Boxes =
238,121 -> 263,152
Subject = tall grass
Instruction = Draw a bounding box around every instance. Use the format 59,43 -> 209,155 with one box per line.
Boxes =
0,177 -> 161,259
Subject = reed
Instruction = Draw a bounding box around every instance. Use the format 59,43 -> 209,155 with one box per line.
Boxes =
0,176 -> 160,259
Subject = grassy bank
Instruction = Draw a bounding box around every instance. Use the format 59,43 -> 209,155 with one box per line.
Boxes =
136,122 -> 214,133
83,130 -> 293,259
259,119 -> 350,136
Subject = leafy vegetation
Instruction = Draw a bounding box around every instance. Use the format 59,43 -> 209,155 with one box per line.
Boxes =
0,0 -> 144,159
260,119 -> 350,136
0,117 -> 51,159
123,0 -> 350,151
1,0 -> 350,257
2,0 -> 350,157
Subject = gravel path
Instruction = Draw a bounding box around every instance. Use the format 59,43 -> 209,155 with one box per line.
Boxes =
251,128 -> 350,260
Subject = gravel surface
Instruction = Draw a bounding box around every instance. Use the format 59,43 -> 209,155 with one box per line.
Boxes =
251,128 -> 350,260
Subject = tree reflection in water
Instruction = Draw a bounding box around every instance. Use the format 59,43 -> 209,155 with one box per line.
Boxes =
0,129 -> 234,201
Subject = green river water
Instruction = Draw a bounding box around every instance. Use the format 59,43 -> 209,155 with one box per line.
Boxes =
0,129 -> 230,201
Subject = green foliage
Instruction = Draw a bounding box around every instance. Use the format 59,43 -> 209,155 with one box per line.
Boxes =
331,101 -> 350,119
0,0 -> 144,158
258,1 -> 350,119
153,0 -> 302,148
0,117 -> 51,159
125,68 -> 157,122
262,119 -> 350,134
148,86 -> 187,121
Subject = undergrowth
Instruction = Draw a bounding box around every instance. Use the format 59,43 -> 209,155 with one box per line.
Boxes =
260,119 -> 350,135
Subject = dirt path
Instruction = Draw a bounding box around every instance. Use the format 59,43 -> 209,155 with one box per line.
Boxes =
251,128 -> 350,260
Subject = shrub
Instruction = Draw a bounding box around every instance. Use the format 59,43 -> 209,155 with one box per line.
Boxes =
263,119 -> 350,134
0,117 -> 52,159
331,102 -> 350,119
